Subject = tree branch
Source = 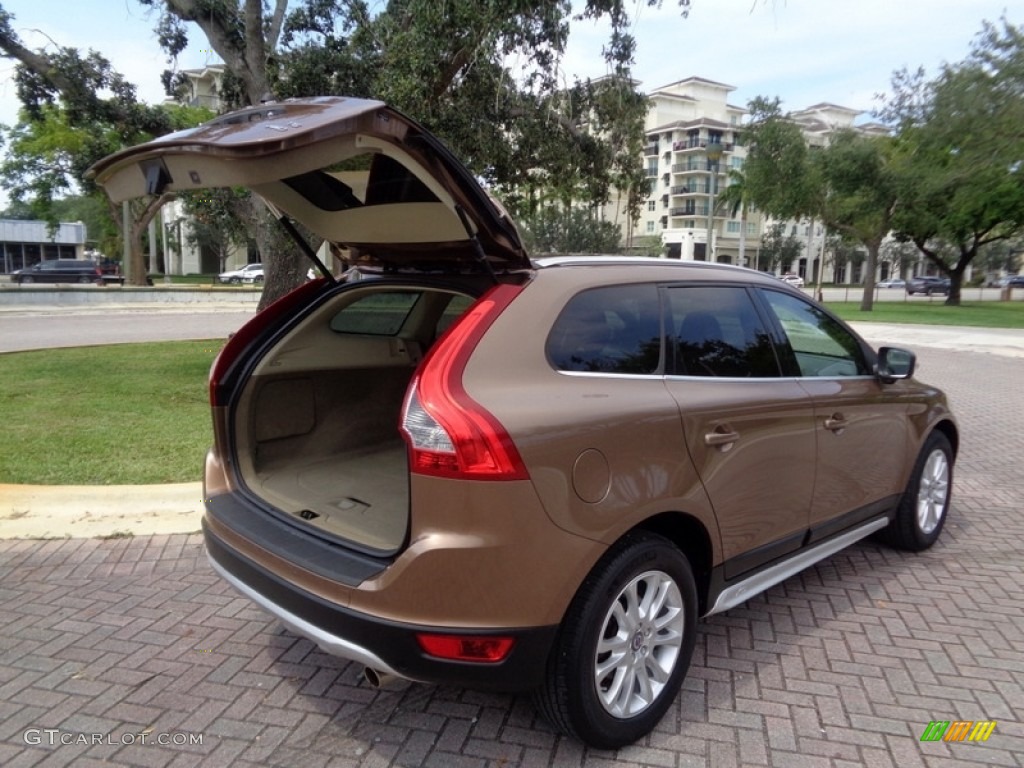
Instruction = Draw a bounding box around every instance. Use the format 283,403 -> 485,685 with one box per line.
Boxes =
266,0 -> 287,52
162,0 -> 265,104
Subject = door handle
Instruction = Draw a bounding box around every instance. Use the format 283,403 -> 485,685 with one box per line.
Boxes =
704,428 -> 740,449
824,415 -> 848,433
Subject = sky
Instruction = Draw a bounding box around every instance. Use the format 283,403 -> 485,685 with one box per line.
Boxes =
0,0 -> 1019,137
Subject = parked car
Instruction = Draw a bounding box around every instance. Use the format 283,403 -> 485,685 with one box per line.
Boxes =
11,259 -> 104,285
877,278 -> 906,289
1006,275 -> 1024,287
217,263 -> 264,284
906,275 -> 951,295
779,273 -> 804,287
90,97 -> 959,749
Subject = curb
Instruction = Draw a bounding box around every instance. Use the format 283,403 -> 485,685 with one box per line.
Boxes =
0,482 -> 204,540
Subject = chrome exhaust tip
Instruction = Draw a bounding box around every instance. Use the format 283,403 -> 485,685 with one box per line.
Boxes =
363,667 -> 409,690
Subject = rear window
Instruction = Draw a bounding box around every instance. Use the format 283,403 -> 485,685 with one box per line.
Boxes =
667,286 -> 780,377
328,290 -> 477,338
329,292 -> 421,335
546,284 -> 662,374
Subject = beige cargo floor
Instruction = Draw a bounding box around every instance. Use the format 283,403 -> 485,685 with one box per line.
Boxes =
254,442 -> 408,552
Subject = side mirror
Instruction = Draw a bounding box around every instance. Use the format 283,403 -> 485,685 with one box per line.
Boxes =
876,346 -> 916,383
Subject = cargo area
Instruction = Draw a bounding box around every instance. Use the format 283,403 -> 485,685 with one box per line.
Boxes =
231,284 -> 477,554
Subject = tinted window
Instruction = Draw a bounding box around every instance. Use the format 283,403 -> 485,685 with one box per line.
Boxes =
329,292 -> 421,335
761,290 -> 869,377
435,294 -> 474,337
667,286 -> 779,377
547,284 -> 662,374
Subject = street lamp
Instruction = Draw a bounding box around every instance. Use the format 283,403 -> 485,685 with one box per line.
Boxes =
704,142 -> 723,261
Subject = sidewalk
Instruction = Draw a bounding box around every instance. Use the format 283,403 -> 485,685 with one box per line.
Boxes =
849,321 -> 1024,358
1,323 -> 1022,541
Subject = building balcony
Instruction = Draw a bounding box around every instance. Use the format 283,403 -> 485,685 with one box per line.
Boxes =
671,184 -> 710,195
671,140 -> 735,153
643,144 -> 659,156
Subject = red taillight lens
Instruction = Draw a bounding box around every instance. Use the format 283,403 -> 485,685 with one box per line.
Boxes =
416,633 -> 515,663
400,283 -> 527,481
209,278 -> 325,406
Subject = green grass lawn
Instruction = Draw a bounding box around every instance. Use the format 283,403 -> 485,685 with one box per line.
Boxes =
826,300 -> 1024,328
0,341 -> 223,485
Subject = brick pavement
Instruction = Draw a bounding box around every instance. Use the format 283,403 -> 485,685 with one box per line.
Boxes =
1,346 -> 1021,767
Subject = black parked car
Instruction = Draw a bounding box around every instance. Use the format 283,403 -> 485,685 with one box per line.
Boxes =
906,275 -> 951,296
12,259 -> 104,285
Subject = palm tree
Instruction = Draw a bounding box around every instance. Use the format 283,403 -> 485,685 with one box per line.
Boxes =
716,169 -> 752,268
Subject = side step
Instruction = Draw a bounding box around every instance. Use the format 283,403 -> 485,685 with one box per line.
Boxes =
706,517 -> 888,616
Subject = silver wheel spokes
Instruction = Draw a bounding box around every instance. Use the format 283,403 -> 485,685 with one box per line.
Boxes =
917,449 -> 950,535
594,570 -> 684,718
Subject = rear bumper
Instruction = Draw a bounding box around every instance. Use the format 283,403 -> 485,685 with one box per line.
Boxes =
203,519 -> 557,691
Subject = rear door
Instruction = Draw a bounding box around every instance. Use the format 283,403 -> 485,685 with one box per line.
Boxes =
662,284 -> 817,579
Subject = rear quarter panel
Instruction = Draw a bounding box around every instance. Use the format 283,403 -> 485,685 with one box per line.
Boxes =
463,265 -> 723,563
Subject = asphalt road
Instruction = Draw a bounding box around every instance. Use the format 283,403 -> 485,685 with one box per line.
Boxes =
0,309 -> 257,353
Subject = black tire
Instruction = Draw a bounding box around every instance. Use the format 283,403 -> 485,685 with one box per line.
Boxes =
78,275 -> 91,284
534,531 -> 698,749
880,431 -> 953,551
230,277 -> 241,285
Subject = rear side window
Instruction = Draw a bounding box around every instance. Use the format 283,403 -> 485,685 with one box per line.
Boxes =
329,291 -> 421,335
435,294 -> 475,337
667,286 -> 780,377
547,284 -> 662,374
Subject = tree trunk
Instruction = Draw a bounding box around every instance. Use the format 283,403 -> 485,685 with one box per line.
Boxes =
858,242 -> 880,312
251,199 -> 307,310
738,206 -> 747,267
125,194 -> 174,286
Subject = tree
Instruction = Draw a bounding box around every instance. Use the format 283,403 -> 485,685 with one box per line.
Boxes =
743,97 -> 906,310
881,18 -> 1024,305
180,188 -> 253,273
879,239 -> 918,281
757,222 -> 803,274
716,168 -> 752,267
741,97 -> 820,222
519,206 -> 623,254
0,4 -> 212,283
142,0 -> 692,306
814,130 -> 900,310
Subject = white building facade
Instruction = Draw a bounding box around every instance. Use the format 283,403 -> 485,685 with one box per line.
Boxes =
631,77 -> 758,266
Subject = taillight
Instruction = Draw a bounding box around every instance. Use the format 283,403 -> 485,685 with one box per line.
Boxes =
401,283 -> 528,481
209,278 -> 326,406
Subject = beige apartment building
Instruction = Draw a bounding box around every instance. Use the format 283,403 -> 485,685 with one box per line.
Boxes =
606,76 -> 918,285
626,77 -> 757,266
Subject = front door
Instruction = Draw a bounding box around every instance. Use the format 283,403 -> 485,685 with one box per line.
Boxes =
758,289 -> 908,541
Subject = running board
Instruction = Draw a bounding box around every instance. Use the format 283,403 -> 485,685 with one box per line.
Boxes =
706,517 -> 888,616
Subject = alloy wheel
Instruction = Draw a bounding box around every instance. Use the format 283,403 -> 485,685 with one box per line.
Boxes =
594,569 -> 685,718
916,448 -> 949,535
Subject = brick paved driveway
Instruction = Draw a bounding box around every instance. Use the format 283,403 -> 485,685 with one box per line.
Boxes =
2,346 -> 1022,768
